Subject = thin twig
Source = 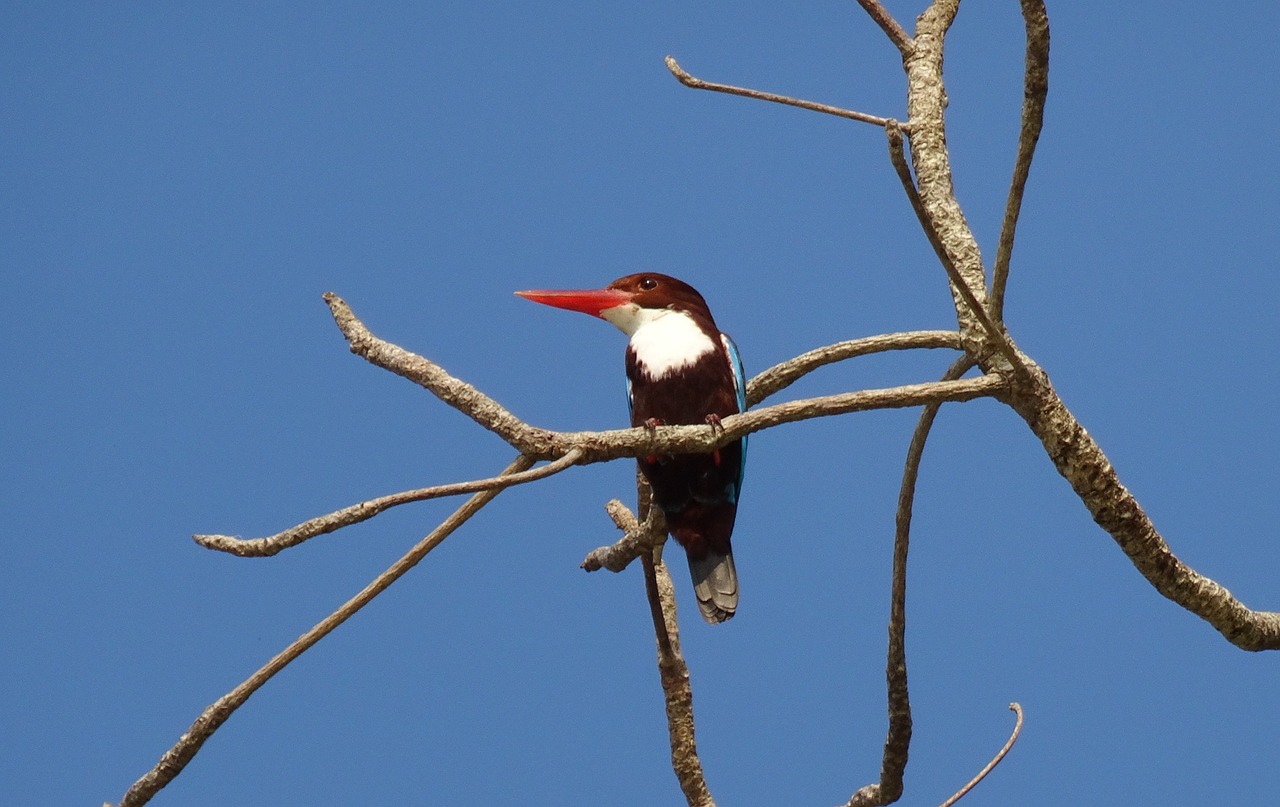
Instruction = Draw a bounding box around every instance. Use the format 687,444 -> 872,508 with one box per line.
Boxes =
854,0 -> 914,55
665,55 -> 902,128
110,455 -> 536,807
937,703 -> 1025,807
195,448 -> 585,556
990,0 -> 1050,322
747,330 -> 961,406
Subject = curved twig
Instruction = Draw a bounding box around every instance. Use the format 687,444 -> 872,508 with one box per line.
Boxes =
938,703 -> 1024,807
195,448 -> 586,556
665,55 -> 902,128
990,0 -> 1050,322
747,330 -> 961,406
111,455 -> 536,807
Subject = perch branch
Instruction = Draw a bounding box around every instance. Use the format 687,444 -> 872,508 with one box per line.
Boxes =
938,703 -> 1024,807
990,0 -> 1050,322
195,448 -> 585,556
664,55 -> 902,128
854,0 -> 914,55
110,455 -> 535,807
326,292 -> 1006,462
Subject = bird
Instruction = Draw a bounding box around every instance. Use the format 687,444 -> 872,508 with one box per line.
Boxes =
515,273 -> 747,623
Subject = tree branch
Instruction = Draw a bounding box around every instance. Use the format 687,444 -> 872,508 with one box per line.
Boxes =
938,703 -> 1024,807
990,0 -> 1050,322
110,455 -> 536,807
326,291 -> 1007,464
853,0 -> 914,56
1007,369 -> 1280,650
901,0 -> 992,355
747,330 -> 961,406
581,495 -> 664,573
195,448 -> 585,556
664,55 -> 902,128
884,123 -> 1031,384
642,550 -> 715,807
843,357 -> 975,807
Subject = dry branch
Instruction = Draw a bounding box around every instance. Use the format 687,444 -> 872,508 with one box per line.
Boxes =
664,56 -> 901,128
643,552 -> 715,807
195,448 -> 585,556
938,703 -> 1024,807
990,0 -> 1050,322
325,290 -> 1004,465
854,0 -> 914,56
843,357 -> 974,807
110,455 -> 537,807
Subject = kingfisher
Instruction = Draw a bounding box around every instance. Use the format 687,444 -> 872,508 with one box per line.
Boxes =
515,273 -> 748,624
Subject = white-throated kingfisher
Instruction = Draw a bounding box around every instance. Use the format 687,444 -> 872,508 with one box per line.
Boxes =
516,273 -> 747,623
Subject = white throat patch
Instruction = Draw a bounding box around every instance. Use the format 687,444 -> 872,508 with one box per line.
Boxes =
602,305 -> 717,380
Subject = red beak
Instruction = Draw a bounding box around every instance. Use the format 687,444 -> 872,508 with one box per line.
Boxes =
514,287 -> 633,318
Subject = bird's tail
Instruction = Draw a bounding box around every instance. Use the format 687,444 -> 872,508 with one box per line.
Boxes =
688,550 -> 738,624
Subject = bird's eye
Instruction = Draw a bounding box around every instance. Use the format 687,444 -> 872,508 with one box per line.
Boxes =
639,277 -> 658,290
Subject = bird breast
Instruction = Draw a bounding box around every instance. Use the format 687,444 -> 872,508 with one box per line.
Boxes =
627,311 -> 718,381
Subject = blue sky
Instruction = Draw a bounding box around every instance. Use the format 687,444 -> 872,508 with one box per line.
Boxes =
4,2 -> 1279,805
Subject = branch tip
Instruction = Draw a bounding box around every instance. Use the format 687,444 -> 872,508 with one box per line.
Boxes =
664,53 -> 900,128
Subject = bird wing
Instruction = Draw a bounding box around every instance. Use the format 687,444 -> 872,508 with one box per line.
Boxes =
721,333 -> 747,500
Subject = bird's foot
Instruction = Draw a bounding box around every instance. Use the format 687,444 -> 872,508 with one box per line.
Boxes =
705,414 -> 724,466
643,418 -> 663,465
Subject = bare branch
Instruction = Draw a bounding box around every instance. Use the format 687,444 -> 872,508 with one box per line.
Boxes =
1008,370 -> 1280,650
747,330 -> 961,406
581,496 -> 665,573
843,357 -> 975,807
854,0 -> 914,55
938,703 -> 1025,807
325,292 -> 560,456
642,550 -> 715,807
325,292 -> 1007,462
901,0 -> 993,356
884,123 -> 1032,384
112,455 -> 536,807
195,448 -> 586,556
990,0 -> 1050,322
664,55 -> 902,128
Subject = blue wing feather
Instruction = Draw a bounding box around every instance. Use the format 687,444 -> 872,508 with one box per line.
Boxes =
721,333 -> 747,502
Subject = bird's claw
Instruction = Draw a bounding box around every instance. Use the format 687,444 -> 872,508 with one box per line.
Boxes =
704,413 -> 724,435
